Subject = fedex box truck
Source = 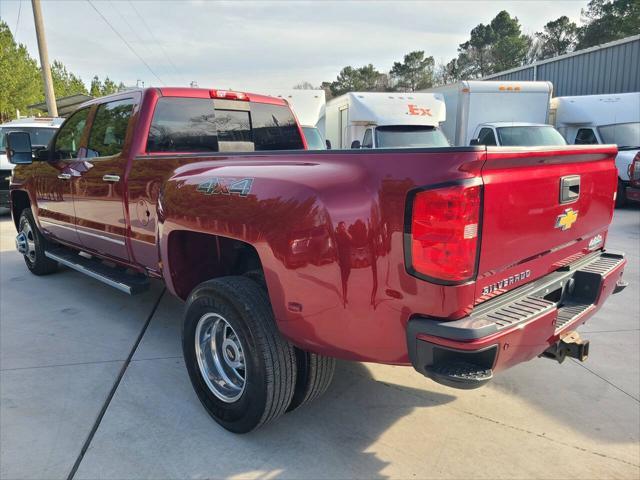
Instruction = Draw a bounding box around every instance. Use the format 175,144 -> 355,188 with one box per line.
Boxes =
265,90 -> 326,149
424,81 -> 559,146
324,92 -> 448,149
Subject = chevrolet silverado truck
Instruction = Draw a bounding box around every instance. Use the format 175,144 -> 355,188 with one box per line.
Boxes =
6,87 -> 627,433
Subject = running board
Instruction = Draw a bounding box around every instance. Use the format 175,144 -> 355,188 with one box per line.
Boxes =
45,248 -> 150,295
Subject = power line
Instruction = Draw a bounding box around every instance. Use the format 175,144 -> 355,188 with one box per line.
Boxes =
86,0 -> 166,86
14,0 -> 22,41
127,0 -> 187,86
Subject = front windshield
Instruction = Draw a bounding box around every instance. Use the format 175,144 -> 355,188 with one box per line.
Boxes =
598,122 -> 640,149
375,126 -> 449,148
496,126 -> 567,147
302,127 -> 326,150
0,127 -> 57,152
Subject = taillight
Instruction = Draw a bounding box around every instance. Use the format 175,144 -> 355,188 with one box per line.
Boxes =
407,183 -> 482,283
210,89 -> 249,101
629,153 -> 640,187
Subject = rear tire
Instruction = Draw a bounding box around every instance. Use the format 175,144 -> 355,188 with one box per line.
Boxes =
287,349 -> 336,412
18,209 -> 58,276
182,276 -> 296,433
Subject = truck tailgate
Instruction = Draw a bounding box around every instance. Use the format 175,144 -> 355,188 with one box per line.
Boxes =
476,145 -> 618,303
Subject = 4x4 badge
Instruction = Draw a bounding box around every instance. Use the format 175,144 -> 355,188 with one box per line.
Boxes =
555,208 -> 579,231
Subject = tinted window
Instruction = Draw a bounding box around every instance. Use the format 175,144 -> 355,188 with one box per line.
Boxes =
215,110 -> 253,151
0,127 -> 56,152
251,103 -> 304,150
375,126 -> 449,148
362,129 -> 373,148
575,128 -> 598,145
53,108 -> 90,159
497,126 -> 567,147
147,97 -> 218,153
87,98 -> 134,157
476,127 -> 497,146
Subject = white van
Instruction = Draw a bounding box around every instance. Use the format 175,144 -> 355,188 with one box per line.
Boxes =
324,92 -> 448,149
0,117 -> 63,208
425,81 -> 565,147
550,92 -> 640,206
264,90 -> 326,149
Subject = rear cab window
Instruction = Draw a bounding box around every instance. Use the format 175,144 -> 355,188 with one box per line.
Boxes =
146,94 -> 304,154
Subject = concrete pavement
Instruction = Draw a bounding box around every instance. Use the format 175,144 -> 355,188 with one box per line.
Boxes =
1,208 -> 639,479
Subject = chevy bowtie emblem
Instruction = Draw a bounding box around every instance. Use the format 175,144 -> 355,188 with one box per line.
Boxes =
555,208 -> 579,231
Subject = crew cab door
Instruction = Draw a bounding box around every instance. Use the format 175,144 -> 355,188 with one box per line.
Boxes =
36,107 -> 91,245
72,96 -> 137,260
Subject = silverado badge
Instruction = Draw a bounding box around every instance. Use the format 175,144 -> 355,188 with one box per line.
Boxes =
555,208 -> 578,231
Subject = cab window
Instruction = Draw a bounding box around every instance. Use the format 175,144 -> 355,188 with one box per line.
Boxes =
53,107 -> 90,159
476,127 -> 497,146
251,103 -> 304,150
362,129 -> 373,148
87,98 -> 135,157
575,128 -> 598,144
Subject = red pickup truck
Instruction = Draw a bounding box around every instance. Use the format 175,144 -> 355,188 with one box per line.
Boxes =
6,87 -> 627,433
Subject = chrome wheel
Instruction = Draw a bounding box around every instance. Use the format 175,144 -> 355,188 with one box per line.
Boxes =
195,313 -> 247,403
20,222 -> 37,263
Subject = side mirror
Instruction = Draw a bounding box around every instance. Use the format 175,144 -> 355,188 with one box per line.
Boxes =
470,138 -> 481,146
6,131 -> 33,164
350,140 -> 361,149
325,139 -> 332,150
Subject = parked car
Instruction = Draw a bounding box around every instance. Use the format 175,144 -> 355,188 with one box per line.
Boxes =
550,92 -> 640,207
424,81 -> 559,146
324,92 -> 448,149
7,87 -> 627,433
0,117 -> 63,208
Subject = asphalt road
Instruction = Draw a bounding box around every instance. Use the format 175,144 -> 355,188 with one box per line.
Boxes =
1,208 -> 639,480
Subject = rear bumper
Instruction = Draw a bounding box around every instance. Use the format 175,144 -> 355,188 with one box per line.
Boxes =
625,185 -> 640,203
407,251 -> 626,388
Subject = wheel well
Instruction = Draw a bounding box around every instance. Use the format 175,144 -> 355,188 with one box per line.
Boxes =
10,190 -> 30,230
167,230 -> 264,300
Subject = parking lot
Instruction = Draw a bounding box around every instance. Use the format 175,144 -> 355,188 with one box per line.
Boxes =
0,208 -> 638,480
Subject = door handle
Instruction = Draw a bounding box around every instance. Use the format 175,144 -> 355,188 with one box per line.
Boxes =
102,175 -> 120,183
57,173 -> 72,180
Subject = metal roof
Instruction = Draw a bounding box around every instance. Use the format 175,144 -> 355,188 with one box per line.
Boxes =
28,93 -> 94,117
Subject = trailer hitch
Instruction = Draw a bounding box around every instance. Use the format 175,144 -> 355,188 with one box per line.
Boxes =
541,331 -> 590,363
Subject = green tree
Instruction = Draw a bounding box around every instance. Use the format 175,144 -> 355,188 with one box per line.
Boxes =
390,51 -> 435,91
535,16 -> 578,60
455,11 -> 530,78
101,77 -> 118,95
329,64 -> 387,96
293,81 -> 315,90
50,60 -> 88,97
89,75 -> 102,97
577,0 -> 640,49
434,59 -> 462,86
0,21 -> 42,121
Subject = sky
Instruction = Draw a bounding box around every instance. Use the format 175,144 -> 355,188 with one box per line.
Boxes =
0,0 -> 587,91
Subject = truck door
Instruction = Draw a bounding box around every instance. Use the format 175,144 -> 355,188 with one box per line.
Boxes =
36,107 -> 91,245
72,97 -> 136,260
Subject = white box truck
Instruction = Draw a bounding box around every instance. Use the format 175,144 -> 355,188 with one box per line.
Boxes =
550,92 -> 640,206
0,116 -> 63,209
424,81 -> 565,147
264,89 -> 326,149
324,92 -> 448,149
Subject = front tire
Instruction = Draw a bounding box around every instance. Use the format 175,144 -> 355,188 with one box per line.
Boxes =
183,276 -> 296,433
18,209 -> 58,275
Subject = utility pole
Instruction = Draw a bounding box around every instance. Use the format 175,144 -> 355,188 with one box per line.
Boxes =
31,0 -> 58,117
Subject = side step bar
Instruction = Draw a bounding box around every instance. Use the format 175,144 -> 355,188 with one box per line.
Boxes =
45,248 -> 150,295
